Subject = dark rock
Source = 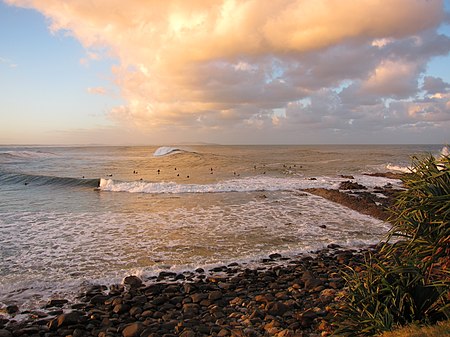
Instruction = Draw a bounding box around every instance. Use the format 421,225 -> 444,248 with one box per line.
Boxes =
122,322 -> 144,337
123,275 -> 143,289
208,290 -> 223,301
269,253 -> 282,260
5,305 -> 19,315
190,293 -> 208,303
327,244 -> 342,249
158,271 -> 177,279
56,311 -> 83,328
339,180 -> 367,190
266,302 -> 289,316
301,271 -> 323,289
179,329 -> 196,337
0,329 -> 12,337
113,303 -> 131,314
89,294 -> 109,305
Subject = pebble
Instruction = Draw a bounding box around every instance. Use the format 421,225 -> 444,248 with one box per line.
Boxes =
1,247 -> 376,336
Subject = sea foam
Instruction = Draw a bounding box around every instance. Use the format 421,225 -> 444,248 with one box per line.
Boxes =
98,175 -> 401,194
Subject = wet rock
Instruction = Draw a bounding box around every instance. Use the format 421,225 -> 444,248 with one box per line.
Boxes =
89,294 -> 109,305
122,322 -> 144,337
55,311 -> 83,328
123,275 -> 143,289
158,271 -> 177,279
5,306 -> 18,315
179,329 -> 196,337
339,181 -> 367,190
269,253 -> 282,260
266,302 -> 289,317
0,329 -> 12,337
113,303 -> 130,314
301,271 -> 323,290
208,290 -> 223,301
190,293 -> 208,303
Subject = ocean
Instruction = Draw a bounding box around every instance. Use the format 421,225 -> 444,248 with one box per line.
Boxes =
0,144 -> 443,312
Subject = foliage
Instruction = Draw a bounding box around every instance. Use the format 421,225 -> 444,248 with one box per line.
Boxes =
334,153 -> 450,336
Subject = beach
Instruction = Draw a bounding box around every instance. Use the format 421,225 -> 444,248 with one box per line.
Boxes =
1,244 -> 379,337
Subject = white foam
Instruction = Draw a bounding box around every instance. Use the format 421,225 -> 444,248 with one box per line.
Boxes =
386,163 -> 411,173
0,191 -> 390,311
99,174 -> 402,195
99,176 -> 335,194
153,146 -> 183,157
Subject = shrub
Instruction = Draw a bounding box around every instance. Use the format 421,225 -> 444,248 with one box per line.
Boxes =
334,153 -> 450,336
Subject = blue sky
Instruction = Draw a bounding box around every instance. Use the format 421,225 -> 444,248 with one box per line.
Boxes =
1,0 -> 450,145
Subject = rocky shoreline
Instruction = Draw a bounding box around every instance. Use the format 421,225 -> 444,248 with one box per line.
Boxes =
0,174 -> 403,337
1,244 -> 380,337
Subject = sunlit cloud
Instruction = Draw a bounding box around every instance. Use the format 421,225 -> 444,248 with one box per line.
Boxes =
5,0 -> 450,142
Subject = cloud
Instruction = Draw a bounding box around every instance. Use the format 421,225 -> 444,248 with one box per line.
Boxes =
87,86 -> 106,95
6,0 -> 450,142
0,56 -> 17,68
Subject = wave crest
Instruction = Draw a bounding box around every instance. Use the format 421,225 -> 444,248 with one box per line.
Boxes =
153,147 -> 183,157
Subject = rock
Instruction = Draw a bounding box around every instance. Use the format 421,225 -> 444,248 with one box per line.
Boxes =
182,303 -> 200,316
46,299 -> 68,308
269,253 -> 282,260
339,181 -> 367,190
5,305 -> 18,315
216,328 -> 230,336
0,329 -> 12,337
301,271 -> 323,289
190,293 -> 208,303
123,275 -> 143,289
158,271 -> 177,279
208,290 -> 223,301
56,311 -> 83,327
266,302 -> 289,316
327,244 -> 341,249
89,294 -> 109,305
179,329 -> 196,337
122,322 -> 144,337
113,303 -> 130,314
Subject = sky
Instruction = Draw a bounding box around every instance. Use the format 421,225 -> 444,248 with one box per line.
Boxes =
1,0 -> 450,145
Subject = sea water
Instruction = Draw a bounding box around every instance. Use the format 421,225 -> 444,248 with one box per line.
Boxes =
0,144 -> 443,311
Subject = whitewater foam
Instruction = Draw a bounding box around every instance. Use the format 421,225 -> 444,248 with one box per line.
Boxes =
0,191 -> 389,311
99,174 -> 401,195
153,146 -> 184,157
386,163 -> 411,173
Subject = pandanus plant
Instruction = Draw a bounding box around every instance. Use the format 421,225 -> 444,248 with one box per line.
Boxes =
335,152 -> 450,336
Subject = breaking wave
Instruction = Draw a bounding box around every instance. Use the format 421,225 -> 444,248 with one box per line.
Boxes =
153,147 -> 186,157
0,171 -> 99,188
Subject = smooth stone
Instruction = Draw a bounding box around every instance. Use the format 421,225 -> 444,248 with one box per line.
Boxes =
56,311 -> 83,327
89,294 -> 109,305
122,322 -> 144,337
